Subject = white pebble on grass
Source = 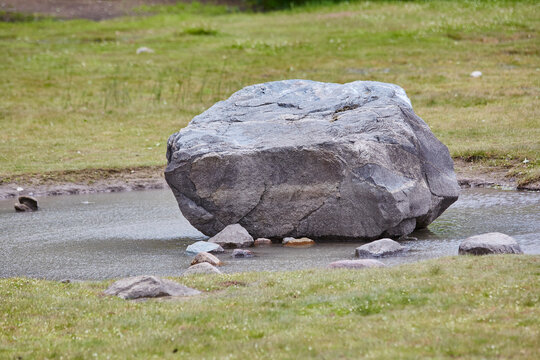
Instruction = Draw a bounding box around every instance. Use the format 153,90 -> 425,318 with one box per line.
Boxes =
470,71 -> 482,78
136,47 -> 154,55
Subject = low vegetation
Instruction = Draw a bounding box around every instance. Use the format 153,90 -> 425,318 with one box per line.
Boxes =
1,255 -> 538,358
0,0 -> 538,182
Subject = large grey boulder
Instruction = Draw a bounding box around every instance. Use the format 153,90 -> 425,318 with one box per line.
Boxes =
207,224 -> 254,248
355,238 -> 405,258
166,80 -> 459,240
103,275 -> 200,300
458,232 -> 523,255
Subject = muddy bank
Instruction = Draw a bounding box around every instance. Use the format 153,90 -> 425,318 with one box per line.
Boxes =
0,0 -> 241,21
1,0 -> 184,21
454,159 -> 539,191
0,161 -> 538,200
0,166 -> 167,199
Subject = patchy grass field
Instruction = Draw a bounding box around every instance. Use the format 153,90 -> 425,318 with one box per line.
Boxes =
0,255 -> 538,359
0,0 -> 538,183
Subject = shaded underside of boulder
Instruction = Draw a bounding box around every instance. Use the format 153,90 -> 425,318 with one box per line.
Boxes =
165,80 -> 459,240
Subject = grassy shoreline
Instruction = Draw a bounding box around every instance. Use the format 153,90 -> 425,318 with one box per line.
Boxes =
1,255 -> 538,359
0,0 -> 538,183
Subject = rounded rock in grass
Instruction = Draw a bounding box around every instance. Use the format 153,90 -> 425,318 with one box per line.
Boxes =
165,80 -> 460,240
355,238 -> 405,258
104,275 -> 200,300
183,262 -> 222,276
458,232 -> 523,255
327,259 -> 386,269
191,252 -> 222,267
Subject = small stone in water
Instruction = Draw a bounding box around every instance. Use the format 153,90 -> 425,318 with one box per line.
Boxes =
254,238 -> 272,246
191,252 -> 222,267
283,237 -> 315,247
231,249 -> 254,258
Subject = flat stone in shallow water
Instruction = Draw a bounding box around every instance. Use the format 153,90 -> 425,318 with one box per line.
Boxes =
327,259 -> 386,269
165,80 -> 460,240
458,232 -> 523,255
283,237 -> 315,247
103,275 -> 200,299
355,238 -> 405,258
185,241 -> 224,255
254,238 -> 272,246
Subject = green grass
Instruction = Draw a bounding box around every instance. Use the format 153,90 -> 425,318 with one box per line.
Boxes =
0,255 -> 538,358
0,0 -> 538,180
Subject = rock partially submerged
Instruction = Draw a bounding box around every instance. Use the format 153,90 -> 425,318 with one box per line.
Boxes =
191,252 -> 222,266
283,237 -> 315,247
208,224 -> 254,248
104,275 -> 200,300
14,196 -> 38,212
355,238 -> 405,258
231,249 -> 254,258
166,80 -> 460,240
458,232 -> 523,255
254,238 -> 272,246
185,241 -> 224,255
183,262 -> 222,275
327,259 -> 386,269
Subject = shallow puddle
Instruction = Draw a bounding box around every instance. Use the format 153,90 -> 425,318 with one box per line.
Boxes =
0,188 -> 538,280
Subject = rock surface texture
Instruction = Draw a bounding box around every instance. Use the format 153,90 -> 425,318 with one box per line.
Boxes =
103,275 -> 201,300
208,224 -> 254,248
254,238 -> 272,246
355,238 -> 405,257
166,80 -> 460,240
14,195 -> 39,212
458,232 -> 523,255
191,252 -> 222,266
185,241 -> 224,255
231,249 -> 254,258
283,237 -> 315,247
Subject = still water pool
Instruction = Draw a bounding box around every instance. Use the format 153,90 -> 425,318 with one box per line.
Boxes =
0,188 -> 538,280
